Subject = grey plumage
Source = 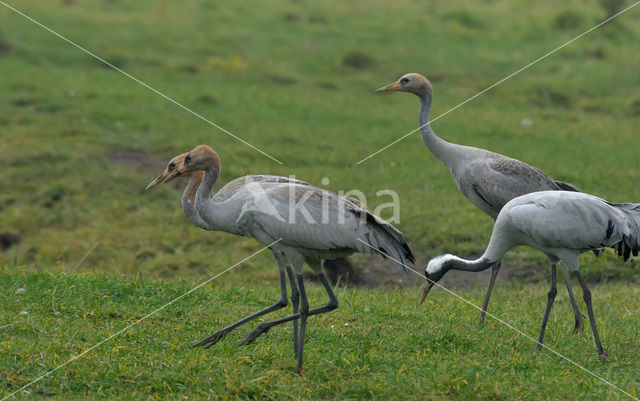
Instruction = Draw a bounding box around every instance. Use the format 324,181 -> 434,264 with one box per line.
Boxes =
232,181 -> 415,268
425,190 -> 640,360
377,73 -> 585,328
376,73 -> 580,218
163,145 -> 414,374
501,193 -> 640,266
459,154 -> 579,219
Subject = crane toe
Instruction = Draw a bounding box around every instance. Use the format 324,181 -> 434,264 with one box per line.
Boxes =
193,329 -> 228,348
239,322 -> 272,346
599,351 -> 609,363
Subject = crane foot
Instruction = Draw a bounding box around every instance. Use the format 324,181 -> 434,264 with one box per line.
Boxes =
572,313 -> 585,334
599,351 -> 609,363
193,329 -> 228,349
238,323 -> 271,346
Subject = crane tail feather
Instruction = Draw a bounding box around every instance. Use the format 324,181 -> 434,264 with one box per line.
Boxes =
608,203 -> 640,263
354,210 -> 415,272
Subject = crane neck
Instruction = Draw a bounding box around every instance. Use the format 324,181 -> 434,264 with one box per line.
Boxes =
181,171 -> 207,228
183,171 -> 204,206
417,92 -> 455,163
196,165 -> 220,208
190,150 -> 236,232
447,256 -> 496,273
446,231 -> 513,273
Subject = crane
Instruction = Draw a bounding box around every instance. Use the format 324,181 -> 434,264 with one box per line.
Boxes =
422,190 -> 640,361
377,73 -> 586,331
146,153 -> 314,356
159,145 -> 414,373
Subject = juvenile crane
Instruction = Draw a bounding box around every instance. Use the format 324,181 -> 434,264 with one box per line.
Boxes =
161,145 -> 414,373
146,152 -> 210,230
377,73 -> 585,331
146,151 -> 310,228
422,190 -> 640,361
146,153 -> 312,355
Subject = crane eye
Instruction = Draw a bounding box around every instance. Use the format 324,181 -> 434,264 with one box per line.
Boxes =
168,162 -> 175,171
185,155 -> 191,164
401,77 -> 409,84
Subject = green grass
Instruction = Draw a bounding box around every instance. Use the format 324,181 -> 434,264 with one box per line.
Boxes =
1,0 -> 640,277
1,0 -> 640,399
1,268 -> 639,400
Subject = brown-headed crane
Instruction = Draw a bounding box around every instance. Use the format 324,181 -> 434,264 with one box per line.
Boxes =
152,145 -> 414,374
377,73 -> 587,331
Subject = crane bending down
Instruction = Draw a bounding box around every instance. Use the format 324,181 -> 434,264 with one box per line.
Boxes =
159,145 -> 415,373
146,153 -> 315,358
376,73 -> 586,331
423,190 -> 640,361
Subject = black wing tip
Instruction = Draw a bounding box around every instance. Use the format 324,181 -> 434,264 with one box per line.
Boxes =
359,208 -> 415,265
555,180 -> 581,192
612,235 -> 639,262
404,243 -> 416,264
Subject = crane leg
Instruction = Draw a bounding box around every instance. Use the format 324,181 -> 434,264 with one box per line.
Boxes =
537,264 -> 557,350
285,265 -> 300,358
479,262 -> 501,325
574,270 -> 608,362
560,265 -> 584,334
193,269 -> 289,349
296,274 -> 309,374
238,273 -> 338,359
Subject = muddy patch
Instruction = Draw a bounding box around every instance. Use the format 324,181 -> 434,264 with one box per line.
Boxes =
317,255 -> 546,290
310,255 -> 419,289
0,232 -> 20,251
103,148 -> 168,174
0,35 -> 10,55
628,100 -> 640,116
436,261 -> 546,291
264,73 -> 297,86
43,184 -> 67,208
342,51 -> 375,70
283,12 -> 300,22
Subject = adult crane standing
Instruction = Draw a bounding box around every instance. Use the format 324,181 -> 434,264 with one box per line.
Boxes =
160,145 -> 415,374
422,190 -> 640,360
376,73 -> 586,331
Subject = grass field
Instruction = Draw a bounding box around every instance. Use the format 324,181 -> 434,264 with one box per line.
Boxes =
1,0 -> 640,399
2,268 -> 639,400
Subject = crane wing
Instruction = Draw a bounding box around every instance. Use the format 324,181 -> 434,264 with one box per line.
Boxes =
234,182 -> 414,268
215,175 -> 310,202
463,156 -> 572,214
507,193 -> 627,252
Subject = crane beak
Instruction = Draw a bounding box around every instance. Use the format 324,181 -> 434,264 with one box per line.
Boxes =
375,81 -> 400,93
419,281 -> 434,305
163,165 -> 187,183
145,172 -> 168,191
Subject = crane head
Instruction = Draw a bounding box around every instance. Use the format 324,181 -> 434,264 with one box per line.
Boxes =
163,145 -> 220,183
145,152 -> 188,190
163,162 -> 187,183
419,254 -> 452,305
375,73 -> 433,97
